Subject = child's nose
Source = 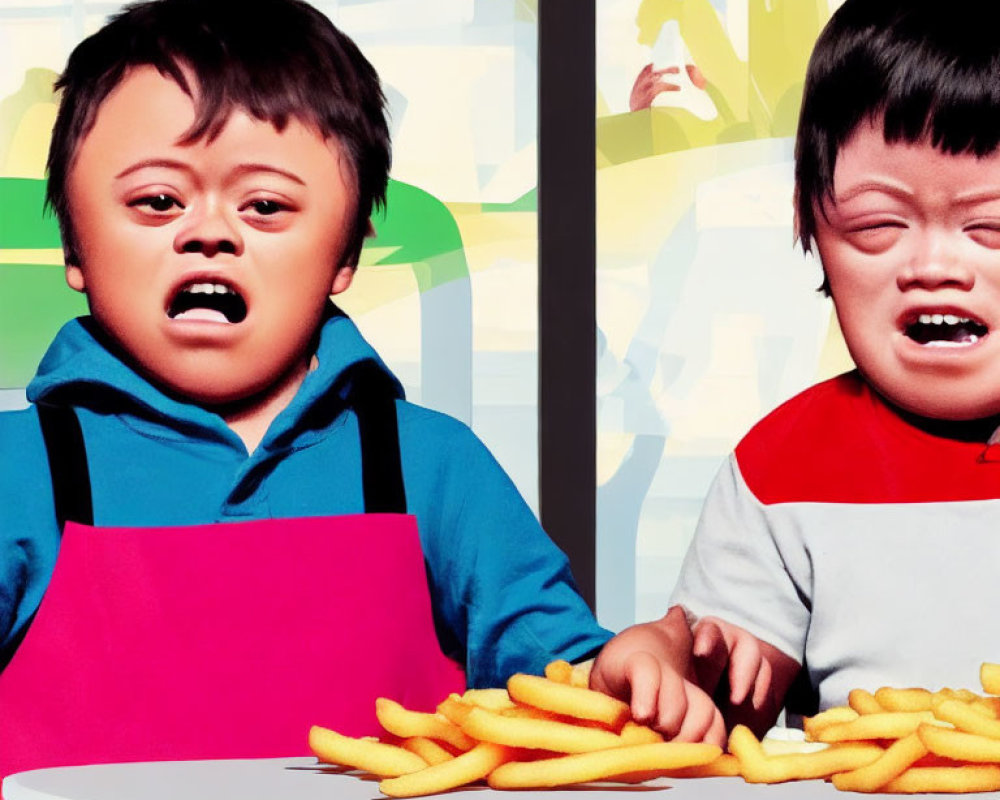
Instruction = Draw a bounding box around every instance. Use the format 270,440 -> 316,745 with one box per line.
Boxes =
173,203 -> 244,258
897,235 -> 975,291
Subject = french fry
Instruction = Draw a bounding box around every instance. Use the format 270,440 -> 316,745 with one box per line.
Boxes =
831,732 -> 927,793
882,765 -> 1000,794
486,742 -> 721,789
943,688 -> 985,704
665,753 -> 742,778
726,724 -> 769,778
763,744 -> 885,782
730,724 -> 882,783
849,688 -> 884,715
570,659 -> 593,688
435,694 -> 474,727
308,725 -> 427,777
459,706 -> 624,753
918,724 -> 1000,763
804,705 -> 859,740
618,720 -> 664,745
499,704 -> 560,721
461,688 -> 515,711
981,663 -> 1000,695
375,697 -> 475,751
815,711 -> 939,743
379,742 -> 511,798
875,687 -> 934,713
935,699 -> 1000,740
401,737 -> 455,766
507,673 -> 630,730
544,660 -> 573,684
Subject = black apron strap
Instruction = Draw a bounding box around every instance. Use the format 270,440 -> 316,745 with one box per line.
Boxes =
35,362 -> 404,524
37,404 -> 94,530
349,363 -> 407,515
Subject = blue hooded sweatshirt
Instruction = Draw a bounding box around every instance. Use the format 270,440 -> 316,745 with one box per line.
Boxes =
0,310 -> 610,685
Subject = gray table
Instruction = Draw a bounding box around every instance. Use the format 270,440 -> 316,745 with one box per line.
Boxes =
8,757 -> 996,800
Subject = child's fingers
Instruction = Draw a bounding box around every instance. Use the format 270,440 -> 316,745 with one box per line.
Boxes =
623,650 -> 668,726
691,619 -> 729,695
675,683 -> 727,747
727,633 -> 764,706
652,666 -> 691,739
751,653 -> 773,711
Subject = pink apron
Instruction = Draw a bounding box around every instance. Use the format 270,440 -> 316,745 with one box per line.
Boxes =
0,370 -> 465,779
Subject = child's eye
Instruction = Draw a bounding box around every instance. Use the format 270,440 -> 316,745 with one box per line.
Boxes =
966,224 -> 1000,249
128,193 -> 183,213
243,199 -> 287,216
845,222 -> 905,253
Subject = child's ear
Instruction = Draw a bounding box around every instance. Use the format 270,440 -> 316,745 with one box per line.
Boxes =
65,263 -> 87,293
330,263 -> 356,296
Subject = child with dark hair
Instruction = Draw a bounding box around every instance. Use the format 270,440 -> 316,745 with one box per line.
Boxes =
591,0 -> 1000,744
0,0 -> 609,778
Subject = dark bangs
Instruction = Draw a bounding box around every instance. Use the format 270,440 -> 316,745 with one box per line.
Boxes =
795,0 -> 1000,261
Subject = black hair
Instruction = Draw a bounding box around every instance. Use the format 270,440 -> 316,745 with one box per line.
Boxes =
795,0 -> 1000,281
46,0 -> 390,267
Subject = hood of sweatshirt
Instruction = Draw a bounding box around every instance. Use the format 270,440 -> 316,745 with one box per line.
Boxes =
26,304 -> 403,455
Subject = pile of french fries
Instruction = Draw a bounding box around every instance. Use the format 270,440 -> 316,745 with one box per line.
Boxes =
308,659 -> 727,797
732,661 -> 1000,793
310,660 -> 1000,796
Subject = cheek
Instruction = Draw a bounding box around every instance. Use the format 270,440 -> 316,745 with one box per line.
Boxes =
827,276 -> 891,360
824,248 -> 893,312
66,197 -> 134,266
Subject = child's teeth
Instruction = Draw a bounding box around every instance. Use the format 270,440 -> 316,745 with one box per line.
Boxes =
185,282 -> 232,295
916,313 -> 971,325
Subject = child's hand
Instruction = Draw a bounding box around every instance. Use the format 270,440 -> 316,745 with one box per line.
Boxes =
590,606 -> 726,746
688,616 -> 801,738
692,616 -> 773,709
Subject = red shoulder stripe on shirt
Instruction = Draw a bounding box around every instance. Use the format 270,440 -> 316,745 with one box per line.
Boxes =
734,372 -> 1000,505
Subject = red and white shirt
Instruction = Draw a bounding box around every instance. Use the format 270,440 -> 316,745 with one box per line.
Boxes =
671,371 -> 1000,709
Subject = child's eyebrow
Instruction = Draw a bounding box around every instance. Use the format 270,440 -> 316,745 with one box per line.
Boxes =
114,158 -> 190,180
228,163 -> 306,186
833,180 -> 913,204
952,187 -> 1000,206
114,158 -> 306,186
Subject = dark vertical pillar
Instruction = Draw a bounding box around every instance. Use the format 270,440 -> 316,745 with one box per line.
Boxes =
538,0 -> 596,609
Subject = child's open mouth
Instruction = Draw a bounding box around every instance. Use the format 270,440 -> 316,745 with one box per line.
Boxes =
167,281 -> 247,324
903,313 -> 988,347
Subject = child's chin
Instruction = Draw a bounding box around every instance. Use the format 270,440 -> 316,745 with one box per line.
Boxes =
149,370 -> 261,408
